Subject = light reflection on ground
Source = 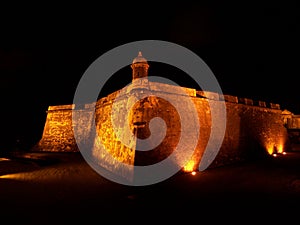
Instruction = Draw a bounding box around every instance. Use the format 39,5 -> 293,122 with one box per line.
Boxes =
0,157 -> 10,161
0,151 -> 300,224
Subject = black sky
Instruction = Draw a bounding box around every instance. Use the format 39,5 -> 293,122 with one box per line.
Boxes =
0,2 -> 299,150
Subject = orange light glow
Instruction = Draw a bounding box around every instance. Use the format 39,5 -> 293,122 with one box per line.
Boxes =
272,153 -> 277,157
265,140 -> 285,155
282,151 -> 287,155
0,158 -> 10,161
0,174 -> 20,179
183,160 -> 196,172
266,144 -> 274,155
276,144 -> 283,153
191,171 -> 196,176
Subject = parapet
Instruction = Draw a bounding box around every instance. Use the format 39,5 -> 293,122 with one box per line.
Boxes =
238,97 -> 254,106
219,94 -> 238,103
48,104 -> 75,111
197,91 -> 220,100
46,86 -> 281,113
269,103 -> 280,110
258,101 -> 267,107
196,90 -> 280,110
149,82 -> 196,97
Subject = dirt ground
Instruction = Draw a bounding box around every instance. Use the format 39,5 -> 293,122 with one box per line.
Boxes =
1,151 -> 300,225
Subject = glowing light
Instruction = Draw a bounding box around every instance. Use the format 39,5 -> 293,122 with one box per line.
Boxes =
0,174 -> 19,179
282,151 -> 287,155
0,171 -> 44,181
272,153 -> 277,157
266,144 -> 274,155
265,141 -> 285,155
276,144 -> 283,153
183,160 -> 195,172
0,158 -> 10,161
191,171 -> 196,176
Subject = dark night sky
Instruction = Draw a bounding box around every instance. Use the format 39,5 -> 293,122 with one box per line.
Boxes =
0,2 -> 299,150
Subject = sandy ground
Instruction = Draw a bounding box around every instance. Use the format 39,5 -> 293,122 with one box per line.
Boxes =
1,151 -> 300,225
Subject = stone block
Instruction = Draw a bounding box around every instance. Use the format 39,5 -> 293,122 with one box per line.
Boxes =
239,97 -> 253,105
258,101 -> 266,107
220,94 -> 238,103
48,104 -> 75,111
270,103 -> 280,109
196,91 -> 219,100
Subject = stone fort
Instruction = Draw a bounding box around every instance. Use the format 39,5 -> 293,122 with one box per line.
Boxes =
34,52 -> 290,172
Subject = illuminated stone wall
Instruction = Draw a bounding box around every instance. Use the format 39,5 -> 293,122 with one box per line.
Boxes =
210,100 -> 288,168
35,105 -> 78,152
186,91 -> 288,170
283,113 -> 300,151
35,81 -> 289,172
117,82 -> 289,171
91,92 -> 136,176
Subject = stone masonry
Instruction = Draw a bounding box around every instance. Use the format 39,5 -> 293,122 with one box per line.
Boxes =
34,52 -> 289,172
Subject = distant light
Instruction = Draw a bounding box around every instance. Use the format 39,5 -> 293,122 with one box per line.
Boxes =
0,172 -> 32,180
282,152 -> 287,155
0,158 -> 10,161
191,171 -> 196,176
0,174 -> 15,179
272,153 -> 277,157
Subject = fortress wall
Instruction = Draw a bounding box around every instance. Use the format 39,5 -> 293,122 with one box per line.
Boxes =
188,93 -> 288,170
122,85 -> 286,171
209,102 -> 288,169
129,90 -> 195,167
146,90 -> 288,171
34,104 -> 78,152
34,84 -> 289,174
72,103 -> 95,150
91,94 -> 136,177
